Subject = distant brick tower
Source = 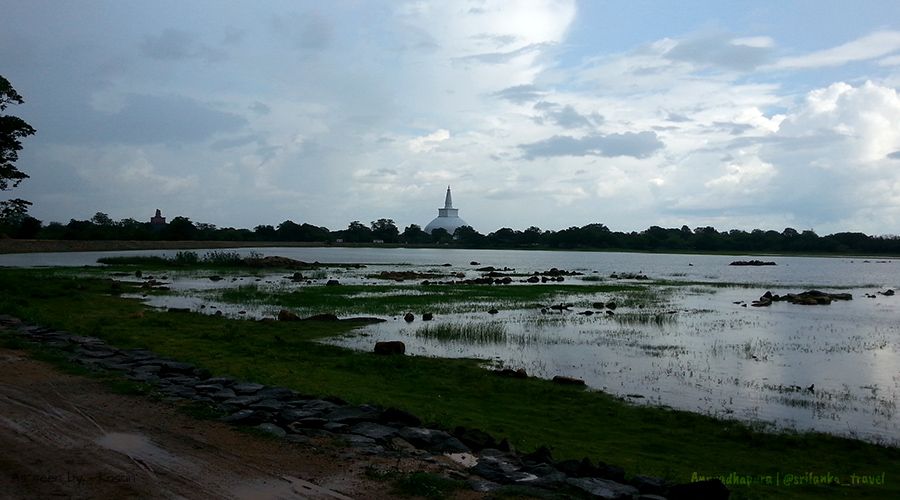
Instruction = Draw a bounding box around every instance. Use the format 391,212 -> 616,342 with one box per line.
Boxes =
150,209 -> 166,226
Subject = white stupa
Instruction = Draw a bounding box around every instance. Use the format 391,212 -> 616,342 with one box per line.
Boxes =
424,186 -> 469,235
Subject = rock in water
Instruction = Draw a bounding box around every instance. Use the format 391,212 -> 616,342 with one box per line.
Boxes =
552,376 -> 586,386
277,309 -> 300,321
374,341 -> 405,355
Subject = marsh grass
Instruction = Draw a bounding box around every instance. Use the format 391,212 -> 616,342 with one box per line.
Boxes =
214,282 -> 651,316
98,250 -> 251,267
610,311 -> 678,327
415,322 -> 508,343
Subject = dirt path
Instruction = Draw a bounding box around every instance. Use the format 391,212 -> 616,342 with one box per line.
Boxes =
0,348 -> 415,499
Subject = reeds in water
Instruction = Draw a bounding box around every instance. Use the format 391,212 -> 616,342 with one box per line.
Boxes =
414,322 -> 508,343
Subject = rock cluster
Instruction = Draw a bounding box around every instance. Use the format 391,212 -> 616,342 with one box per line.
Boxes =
0,314 -> 726,499
752,290 -> 852,307
609,272 -> 650,280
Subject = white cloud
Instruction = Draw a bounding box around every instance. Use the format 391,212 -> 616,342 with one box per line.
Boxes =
731,36 -> 775,48
408,129 -> 451,153
878,54 -> 900,66
769,31 -> 900,69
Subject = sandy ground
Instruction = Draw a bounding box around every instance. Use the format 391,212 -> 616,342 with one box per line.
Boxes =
0,347 -> 449,499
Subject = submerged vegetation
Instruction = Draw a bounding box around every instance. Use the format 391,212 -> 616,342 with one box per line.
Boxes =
415,322 -> 508,343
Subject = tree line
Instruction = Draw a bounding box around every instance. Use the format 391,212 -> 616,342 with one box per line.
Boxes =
4,212 -> 900,255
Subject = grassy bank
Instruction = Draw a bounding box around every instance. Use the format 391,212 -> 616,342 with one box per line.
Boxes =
0,268 -> 897,499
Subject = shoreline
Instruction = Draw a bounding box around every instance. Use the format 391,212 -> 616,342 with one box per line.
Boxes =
1,268 -> 897,499
1,238 -> 898,259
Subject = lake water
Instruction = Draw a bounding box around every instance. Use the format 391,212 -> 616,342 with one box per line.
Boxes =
2,246 -> 898,444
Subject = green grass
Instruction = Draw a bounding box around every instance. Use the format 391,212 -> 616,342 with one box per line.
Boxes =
0,268 -> 898,499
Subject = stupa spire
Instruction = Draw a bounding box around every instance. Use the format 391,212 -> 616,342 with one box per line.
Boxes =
444,185 -> 453,209
424,185 -> 467,234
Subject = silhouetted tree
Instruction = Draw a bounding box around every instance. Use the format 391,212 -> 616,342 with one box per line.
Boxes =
430,228 -> 451,244
166,216 -> 197,240
371,218 -> 399,243
0,75 -> 36,234
254,224 -> 277,240
401,224 -> 429,244
344,220 -> 372,243
453,225 -> 485,246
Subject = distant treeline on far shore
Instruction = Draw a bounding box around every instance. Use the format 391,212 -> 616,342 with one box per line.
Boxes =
2,212 -> 900,255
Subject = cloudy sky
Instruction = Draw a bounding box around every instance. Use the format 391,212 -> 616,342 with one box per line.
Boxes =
3,0 -> 900,235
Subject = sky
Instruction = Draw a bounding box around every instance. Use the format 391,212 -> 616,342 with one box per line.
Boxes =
3,0 -> 900,235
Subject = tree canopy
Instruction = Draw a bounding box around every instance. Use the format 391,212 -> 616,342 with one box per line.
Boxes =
0,75 -> 37,236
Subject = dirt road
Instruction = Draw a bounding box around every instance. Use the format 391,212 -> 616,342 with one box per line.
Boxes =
0,348 -> 410,499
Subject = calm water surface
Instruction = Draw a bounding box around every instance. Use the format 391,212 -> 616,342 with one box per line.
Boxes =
2,247 -> 898,444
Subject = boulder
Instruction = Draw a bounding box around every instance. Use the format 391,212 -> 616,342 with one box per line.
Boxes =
454,427 -> 498,452
374,341 -> 406,355
326,279 -> 340,286
256,423 -> 287,439
552,375 -> 586,386
566,477 -> 640,499
222,396 -> 264,409
631,475 -> 668,495
288,418 -> 328,431
232,382 -> 265,395
470,455 -> 534,484
399,427 -> 469,453
277,309 -> 300,321
278,408 -> 319,424
667,479 -> 730,500
494,368 -> 528,379
255,387 -> 296,400
349,422 -> 399,442
404,312 -> 415,322
249,399 -> 285,413
422,312 -> 434,321
325,405 -> 382,424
